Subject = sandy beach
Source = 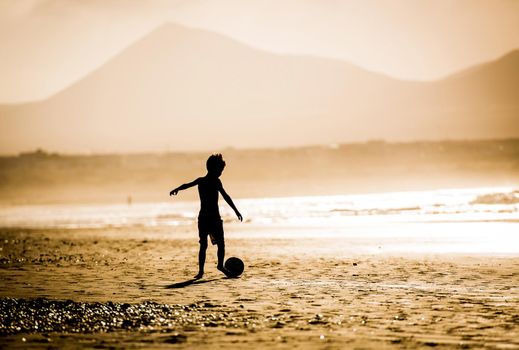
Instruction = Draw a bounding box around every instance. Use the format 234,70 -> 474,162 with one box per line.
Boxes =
1,222 -> 518,349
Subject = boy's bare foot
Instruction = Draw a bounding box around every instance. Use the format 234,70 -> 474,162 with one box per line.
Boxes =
194,271 -> 204,280
217,265 -> 231,277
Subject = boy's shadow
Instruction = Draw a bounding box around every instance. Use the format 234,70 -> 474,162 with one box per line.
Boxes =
166,277 -> 222,289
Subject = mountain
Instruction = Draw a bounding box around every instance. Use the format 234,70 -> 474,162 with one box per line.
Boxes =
0,23 -> 518,154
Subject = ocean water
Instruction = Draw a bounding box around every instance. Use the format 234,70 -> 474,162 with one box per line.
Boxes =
0,187 -> 517,229
1,187 -> 518,254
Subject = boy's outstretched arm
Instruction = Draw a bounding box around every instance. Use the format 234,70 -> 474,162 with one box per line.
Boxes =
170,178 -> 200,196
219,185 -> 243,221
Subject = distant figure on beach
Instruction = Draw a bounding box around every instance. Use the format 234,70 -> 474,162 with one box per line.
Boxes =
170,154 -> 242,279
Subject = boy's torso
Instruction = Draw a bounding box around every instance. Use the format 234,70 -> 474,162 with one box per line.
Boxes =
197,176 -> 221,219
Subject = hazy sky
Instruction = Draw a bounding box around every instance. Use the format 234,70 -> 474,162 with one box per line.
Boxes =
0,0 -> 518,103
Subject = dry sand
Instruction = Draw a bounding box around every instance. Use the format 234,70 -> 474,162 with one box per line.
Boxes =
1,226 -> 518,349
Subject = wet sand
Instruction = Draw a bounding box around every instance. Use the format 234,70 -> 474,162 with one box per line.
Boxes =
1,226 -> 518,349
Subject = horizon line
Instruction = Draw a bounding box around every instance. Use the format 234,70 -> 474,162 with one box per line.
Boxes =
2,136 -> 517,158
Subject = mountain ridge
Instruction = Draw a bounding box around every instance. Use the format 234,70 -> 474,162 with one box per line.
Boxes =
4,22 -> 518,106
1,22 -> 518,154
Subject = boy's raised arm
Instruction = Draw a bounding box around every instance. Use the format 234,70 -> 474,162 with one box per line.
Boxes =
170,178 -> 200,196
219,184 -> 243,221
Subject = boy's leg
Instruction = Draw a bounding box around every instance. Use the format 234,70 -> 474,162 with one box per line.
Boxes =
195,218 -> 208,279
195,240 -> 208,279
216,241 -> 231,277
214,220 -> 228,275
216,241 -> 225,269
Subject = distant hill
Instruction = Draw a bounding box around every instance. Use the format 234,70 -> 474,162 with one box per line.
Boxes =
0,23 -> 518,154
1,139 -> 518,204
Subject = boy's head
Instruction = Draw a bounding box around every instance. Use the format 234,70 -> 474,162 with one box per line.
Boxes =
206,153 -> 226,176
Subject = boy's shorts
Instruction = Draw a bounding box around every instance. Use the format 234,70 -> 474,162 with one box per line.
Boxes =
198,217 -> 224,245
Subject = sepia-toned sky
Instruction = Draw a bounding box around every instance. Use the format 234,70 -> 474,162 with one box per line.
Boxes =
1,0 -> 518,103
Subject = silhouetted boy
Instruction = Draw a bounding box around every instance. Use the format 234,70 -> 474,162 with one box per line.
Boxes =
170,154 -> 242,279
